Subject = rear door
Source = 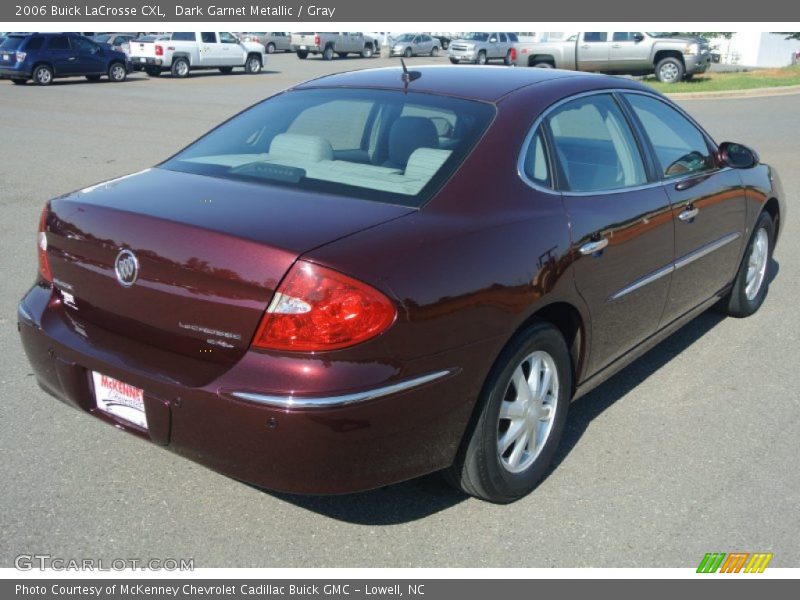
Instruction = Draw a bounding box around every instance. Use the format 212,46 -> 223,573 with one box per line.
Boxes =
199,32 -> 219,65
542,92 -> 674,374
577,32 -> 611,71
608,32 -> 651,71
622,92 -> 747,325
46,35 -> 78,75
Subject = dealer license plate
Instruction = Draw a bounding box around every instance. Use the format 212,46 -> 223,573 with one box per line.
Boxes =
92,371 -> 147,429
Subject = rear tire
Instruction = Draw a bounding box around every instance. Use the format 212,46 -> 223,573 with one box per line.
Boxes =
431,46 -> 439,57
532,61 -> 554,68
446,321 -> 572,503
108,62 -> 126,83
296,50 -> 309,59
322,46 -> 334,61
718,211 -> 775,318
266,42 -> 276,54
504,50 -> 514,66
33,64 -> 54,86
171,58 -> 190,78
476,51 -> 487,65
361,46 -> 374,58
403,47 -> 412,58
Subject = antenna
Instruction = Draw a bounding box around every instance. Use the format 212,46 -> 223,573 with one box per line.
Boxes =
400,59 -> 421,93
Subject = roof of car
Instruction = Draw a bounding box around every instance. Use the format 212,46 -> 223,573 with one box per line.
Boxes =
294,65 -> 632,103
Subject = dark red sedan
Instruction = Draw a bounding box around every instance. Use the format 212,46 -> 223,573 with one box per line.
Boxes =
19,67 -> 784,502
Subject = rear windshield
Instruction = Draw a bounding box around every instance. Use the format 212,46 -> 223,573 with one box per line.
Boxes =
161,88 -> 495,207
1,36 -> 25,50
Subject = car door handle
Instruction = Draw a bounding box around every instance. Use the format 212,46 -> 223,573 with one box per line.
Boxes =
678,206 -> 700,222
580,238 -> 609,255
68,56 -> 77,61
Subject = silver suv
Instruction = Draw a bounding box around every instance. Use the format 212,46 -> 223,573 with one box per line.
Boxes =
448,32 -> 519,65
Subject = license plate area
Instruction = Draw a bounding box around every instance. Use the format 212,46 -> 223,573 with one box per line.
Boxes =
92,371 -> 147,430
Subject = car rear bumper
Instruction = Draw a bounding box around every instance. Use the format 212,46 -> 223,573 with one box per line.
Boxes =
130,57 -> 162,69
0,65 -> 31,78
18,284 -> 491,494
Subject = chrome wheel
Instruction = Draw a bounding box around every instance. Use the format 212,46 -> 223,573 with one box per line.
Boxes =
497,351 -> 558,473
659,62 -> 680,82
35,67 -> 52,85
110,64 -> 126,81
745,228 -> 769,301
175,61 -> 189,77
247,57 -> 261,73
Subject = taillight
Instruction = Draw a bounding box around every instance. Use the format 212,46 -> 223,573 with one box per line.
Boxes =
16,51 -> 26,62
155,45 -> 163,56
314,35 -> 321,46
510,48 -> 517,61
252,261 -> 396,352
37,205 -> 52,284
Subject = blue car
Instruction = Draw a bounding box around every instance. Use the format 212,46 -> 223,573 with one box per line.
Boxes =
0,33 -> 130,86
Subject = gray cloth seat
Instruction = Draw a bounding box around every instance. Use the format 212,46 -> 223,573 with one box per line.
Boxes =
383,117 -> 439,170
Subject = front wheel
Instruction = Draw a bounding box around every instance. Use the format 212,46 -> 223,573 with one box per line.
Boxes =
446,321 -> 572,503
171,58 -> 190,78
431,46 -> 439,57
361,46 -> 374,59
245,55 -> 262,74
718,211 -> 775,317
108,62 -> 127,82
403,47 -> 412,58
266,42 -> 276,54
476,51 -> 487,65
655,57 -> 685,83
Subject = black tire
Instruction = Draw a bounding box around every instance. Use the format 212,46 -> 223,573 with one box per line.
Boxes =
244,54 -> 262,74
361,46 -> 374,59
108,62 -> 126,83
403,47 -> 412,58
219,66 -> 234,74
337,52 -> 348,58
655,56 -> 685,83
532,61 -> 554,69
85,74 -> 102,82
431,46 -> 439,57
171,57 -> 190,78
718,211 -> 775,318
446,321 -> 572,503
33,64 -> 54,86
449,57 -> 460,64
266,42 -> 276,54
322,46 -> 334,61
504,50 -> 514,66
10,78 -> 27,85
476,51 -> 487,65
296,50 -> 309,59
144,66 -> 161,77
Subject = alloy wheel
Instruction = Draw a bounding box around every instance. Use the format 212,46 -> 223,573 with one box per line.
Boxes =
745,228 -> 769,300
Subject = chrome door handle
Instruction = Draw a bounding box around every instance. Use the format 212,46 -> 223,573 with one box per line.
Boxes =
678,207 -> 700,222
580,238 -> 609,255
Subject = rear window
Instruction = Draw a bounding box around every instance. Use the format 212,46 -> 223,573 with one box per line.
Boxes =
24,36 -> 44,50
1,36 -> 25,51
172,32 -> 197,42
162,88 -> 494,207
48,36 -> 70,50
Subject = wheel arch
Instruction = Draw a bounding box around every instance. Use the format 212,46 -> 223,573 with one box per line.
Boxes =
763,197 -> 781,242
653,50 -> 685,68
528,54 -> 556,67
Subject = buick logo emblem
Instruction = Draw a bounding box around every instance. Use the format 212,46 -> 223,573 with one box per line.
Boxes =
114,249 -> 139,287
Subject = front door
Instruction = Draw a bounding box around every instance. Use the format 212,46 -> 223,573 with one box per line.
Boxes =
622,92 -> 747,325
608,32 -> 651,71
218,32 -> 245,65
545,93 -> 675,374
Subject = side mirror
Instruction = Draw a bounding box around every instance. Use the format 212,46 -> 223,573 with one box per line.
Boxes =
633,33 -> 645,43
718,141 -> 759,169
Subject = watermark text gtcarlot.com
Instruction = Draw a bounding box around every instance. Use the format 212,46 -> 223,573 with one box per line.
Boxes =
14,554 -> 194,571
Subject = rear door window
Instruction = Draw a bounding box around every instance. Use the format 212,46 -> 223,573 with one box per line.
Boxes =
172,32 -> 197,41
201,32 -> 217,43
24,36 -> 45,51
47,36 -> 70,50
547,94 -> 647,192
583,32 -> 608,43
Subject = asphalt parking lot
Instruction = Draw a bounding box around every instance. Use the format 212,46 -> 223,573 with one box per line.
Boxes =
1,52 -> 798,568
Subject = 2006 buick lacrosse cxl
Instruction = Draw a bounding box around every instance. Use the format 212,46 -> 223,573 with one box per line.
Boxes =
18,66 -> 784,503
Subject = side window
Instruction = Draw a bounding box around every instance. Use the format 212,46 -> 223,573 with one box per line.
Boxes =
522,128 -> 551,188
583,32 -> 608,43
172,32 -> 197,42
289,100 -> 374,151
613,32 -> 632,42
219,32 -> 238,44
71,36 -> 97,53
625,94 -> 714,179
25,36 -> 44,51
201,32 -> 217,44
48,36 -> 70,51
499,33 -> 508,43
547,95 -> 647,192
508,33 -> 518,42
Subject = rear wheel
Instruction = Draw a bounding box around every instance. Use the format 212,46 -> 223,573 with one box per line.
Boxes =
322,46 -> 335,61
266,42 -> 276,54
446,321 -> 572,503
296,50 -> 309,59
655,57 -> 684,83
33,64 -> 54,86
171,58 -> 190,78
108,62 -> 127,82
219,66 -> 233,74
431,46 -> 439,57
361,46 -> 374,58
245,55 -> 262,74
718,211 -> 775,317
532,61 -> 554,68
476,51 -> 487,65
504,50 -> 514,66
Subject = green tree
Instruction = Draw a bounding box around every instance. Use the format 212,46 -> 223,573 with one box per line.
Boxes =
773,32 -> 800,40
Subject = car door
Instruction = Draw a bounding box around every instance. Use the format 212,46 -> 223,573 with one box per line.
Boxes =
70,36 -> 105,74
540,92 -> 675,374
622,92 -> 747,325
199,32 -> 220,65
608,32 -> 651,71
218,32 -> 245,65
47,35 -> 78,75
577,32 -> 611,71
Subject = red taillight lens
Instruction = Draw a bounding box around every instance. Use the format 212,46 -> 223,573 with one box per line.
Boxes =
155,44 -> 163,56
510,48 -> 517,61
314,35 -> 321,46
252,261 -> 396,352
37,205 -> 52,284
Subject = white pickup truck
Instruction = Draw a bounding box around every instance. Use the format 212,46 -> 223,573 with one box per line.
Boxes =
128,32 -> 266,78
